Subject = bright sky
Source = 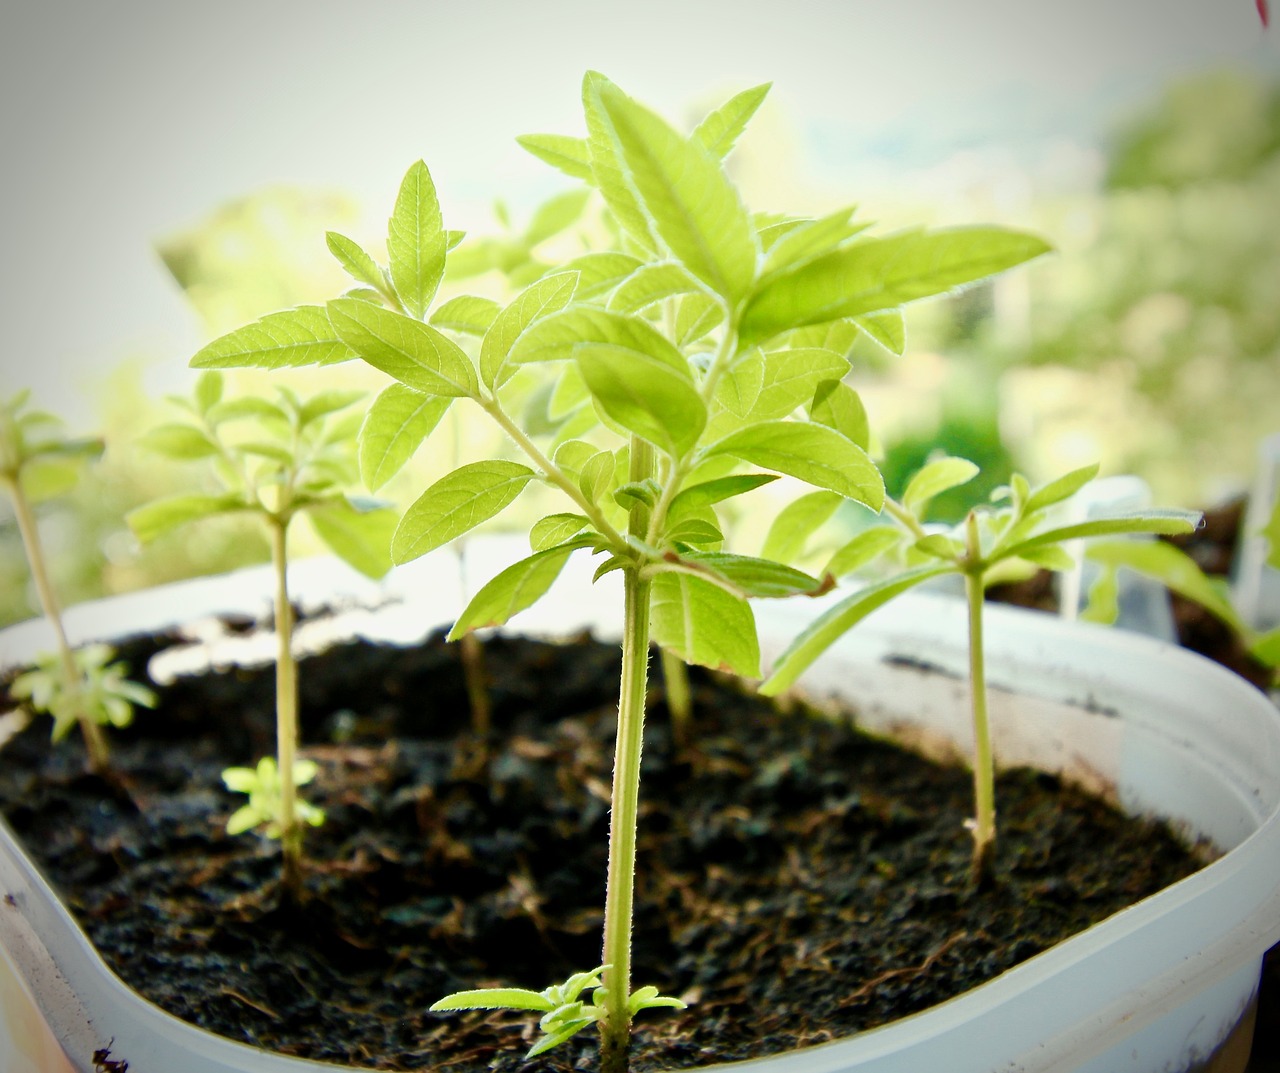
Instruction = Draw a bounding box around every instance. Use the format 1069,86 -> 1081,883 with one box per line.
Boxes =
1,0 -> 1275,420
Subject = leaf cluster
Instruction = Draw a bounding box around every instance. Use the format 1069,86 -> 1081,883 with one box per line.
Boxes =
127,372 -> 394,578
0,391 -> 104,503
11,643 -> 156,743
430,966 -> 684,1058
221,756 -> 325,838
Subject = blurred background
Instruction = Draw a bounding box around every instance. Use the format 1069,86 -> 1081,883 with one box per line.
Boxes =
1,0 -> 1277,625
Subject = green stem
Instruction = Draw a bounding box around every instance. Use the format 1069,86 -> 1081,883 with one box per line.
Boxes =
600,438 -> 655,1073
963,515 -> 996,889
660,647 -> 692,751
459,631 -> 491,739
3,475 -> 110,772
268,517 -> 303,897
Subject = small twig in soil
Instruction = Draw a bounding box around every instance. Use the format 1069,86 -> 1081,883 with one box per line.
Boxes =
838,930 -> 972,1008
220,987 -> 281,1020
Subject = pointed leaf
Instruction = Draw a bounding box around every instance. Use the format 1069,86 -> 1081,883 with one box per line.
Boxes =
194,371 -> 223,413
516,133 -> 594,182
136,424 -> 219,460
707,421 -> 884,509
825,525 -> 903,577
387,160 -> 447,319
902,457 -> 980,513
651,572 -> 759,677
1025,463 -> 1101,514
358,384 -> 451,491
668,473 -> 777,517
1085,539 -> 1245,633
761,566 -> 952,695
511,307 -> 686,372
307,499 -> 396,579
751,347 -> 851,421
583,72 -> 656,252
809,379 -> 870,451
1000,509 -> 1200,560
560,252 -> 644,301
607,262 -> 705,314
741,227 -> 1051,345
759,207 -> 864,278
578,349 -> 706,458
481,272 -> 579,388
678,551 -> 825,598
855,310 -> 907,355
328,299 -> 478,398
392,460 -> 535,565
449,544 -> 579,638
715,348 -> 764,418
691,82 -> 771,159
531,513 -> 591,551
430,295 -> 502,337
524,188 -> 591,247
430,989 -> 555,1013
675,293 -> 723,346
326,232 -> 388,294
127,494 -> 246,543
190,306 -> 354,369
299,389 -> 364,427
761,490 -> 842,563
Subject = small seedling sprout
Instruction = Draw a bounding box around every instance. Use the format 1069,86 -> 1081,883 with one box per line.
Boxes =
763,458 -> 1199,887
185,72 -> 1048,1070
127,374 -> 395,895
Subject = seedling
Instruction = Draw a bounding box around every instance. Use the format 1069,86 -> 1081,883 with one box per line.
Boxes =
127,373 -> 395,894
186,72 -> 1047,1071
1,391 -> 125,771
222,756 -> 325,838
11,643 -> 155,745
762,458 -> 1199,887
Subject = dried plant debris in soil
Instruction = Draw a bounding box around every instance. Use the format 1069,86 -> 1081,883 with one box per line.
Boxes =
0,627 -> 1203,1072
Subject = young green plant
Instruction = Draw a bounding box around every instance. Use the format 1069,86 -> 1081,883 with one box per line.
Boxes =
186,72 -> 1048,1071
763,458 -> 1199,888
127,373 -> 395,894
0,392 -> 152,770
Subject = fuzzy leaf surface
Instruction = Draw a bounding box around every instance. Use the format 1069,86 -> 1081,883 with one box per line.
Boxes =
690,82 -> 770,159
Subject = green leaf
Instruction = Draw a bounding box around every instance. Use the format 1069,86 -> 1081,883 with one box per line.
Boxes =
194,371 -> 223,413
691,82 -> 770,159
761,490 -> 842,563
387,160 -> 447,320
1085,539 -> 1245,633
481,272 -> 579,389
307,498 -> 396,579
1025,463 -> 1102,514
651,572 -> 760,677
358,384 -> 451,491
902,457 -> 980,514
136,424 -> 219,460
430,295 -> 502,336
666,516 -> 723,547
531,513 -> 591,551
751,347 -> 851,421
678,551 -> 825,598
594,76 -> 757,302
511,307 -> 685,372
19,458 -> 86,503
1000,509 -> 1200,560
759,207 -> 864,278
740,227 -> 1052,345
561,252 -> 644,301
1251,626 -> 1280,668
607,262 -> 704,314
714,348 -> 764,418
190,306 -> 354,369
825,525 -> 902,577
761,566 -> 952,695
328,299 -> 478,398
1017,544 -> 1076,572
127,494 -> 246,543
1264,500 -> 1280,571
578,348 -> 706,458
299,389 -> 364,427
809,380 -> 870,451
526,1019 -> 597,1058
207,397 -> 287,425
524,188 -> 592,246
326,232 -> 388,294
675,293 -> 723,346
855,310 -> 907,355
578,449 -> 615,503
668,473 -> 777,517
583,72 -> 657,253
449,544 -> 578,638
430,989 -> 555,1013
392,460 -> 535,564
707,421 -> 884,509
516,133 -> 594,182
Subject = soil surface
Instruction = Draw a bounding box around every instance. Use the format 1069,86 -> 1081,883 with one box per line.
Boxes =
0,624 -> 1205,1072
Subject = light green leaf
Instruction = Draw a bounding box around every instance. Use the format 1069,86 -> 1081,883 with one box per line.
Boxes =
825,525 -> 902,577
1264,500 -> 1280,571
1000,509 -> 1200,560
741,227 -> 1051,345
547,364 -> 591,421
902,457 -> 980,514
1081,566 -> 1120,625
651,572 -> 760,676
1025,463 -> 1102,514
691,82 -> 770,159
207,397 -> 287,425
481,272 -> 579,388
594,76 -> 757,302
524,188 -> 591,246
430,295 -> 502,337
677,551 -> 825,598
326,232 -> 388,294
578,449 -> 615,503
761,490 -> 842,563
194,371 -> 223,413
511,307 -> 686,373
560,252 -> 644,301
516,133 -> 594,182
715,348 -> 764,418
751,347 -> 851,420
190,306 -> 354,369
578,348 -> 706,458
583,72 -> 657,253
449,543 -> 579,638
855,310 -> 907,355
19,458 -> 87,503
675,293 -> 723,346
299,389 -> 364,427
1251,626 -> 1280,667
1085,539 -> 1245,633
707,421 -> 884,509
328,299 -> 478,398
136,424 -> 219,460
430,989 -> 555,1013
392,460 -> 535,564
307,499 -> 396,579
358,384 -> 451,491
526,1019 -> 597,1058
759,207 -> 864,278
1017,545 -> 1076,572
809,380 -> 870,451
761,566 -> 952,695
668,473 -> 777,517
531,513 -> 591,551
665,516 -> 723,547
387,160 -> 447,320
607,262 -> 705,314
127,494 -> 246,543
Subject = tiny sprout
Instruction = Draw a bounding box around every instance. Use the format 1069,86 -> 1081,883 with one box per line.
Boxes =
11,643 -> 156,744
222,756 -> 325,838
431,965 -> 685,1059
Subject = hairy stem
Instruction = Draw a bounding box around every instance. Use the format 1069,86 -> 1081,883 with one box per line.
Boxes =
3,475 -> 109,772
600,438 -> 655,1073
660,647 -> 692,751
963,515 -> 996,889
268,517 -> 303,897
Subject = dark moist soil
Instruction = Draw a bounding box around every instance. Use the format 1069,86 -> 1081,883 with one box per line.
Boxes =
0,624 -> 1205,1073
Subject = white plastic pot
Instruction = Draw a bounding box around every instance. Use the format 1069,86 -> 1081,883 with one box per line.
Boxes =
1,537 -> 1278,1073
